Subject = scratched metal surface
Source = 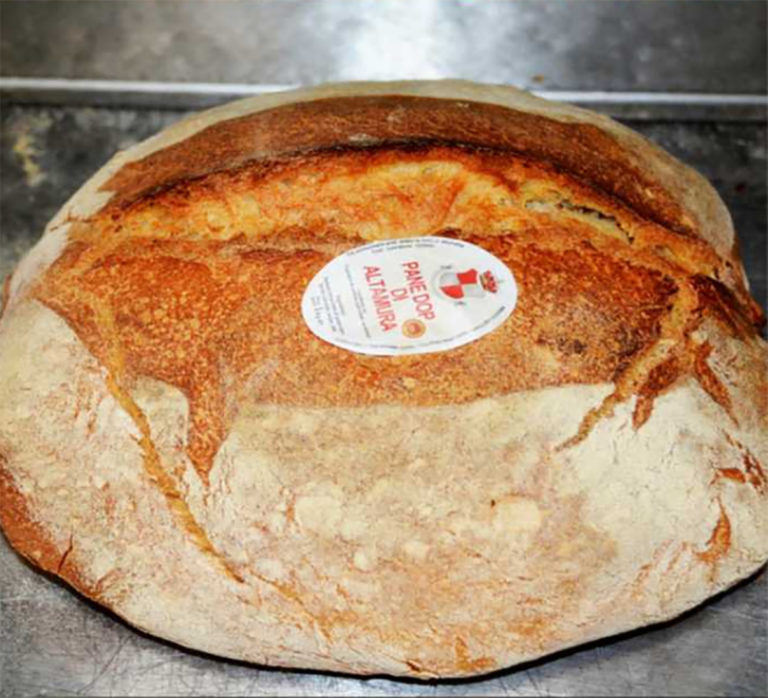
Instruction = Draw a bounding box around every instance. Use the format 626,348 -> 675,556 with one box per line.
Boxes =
1,104 -> 766,697
3,0 -> 768,121
3,0 -> 765,92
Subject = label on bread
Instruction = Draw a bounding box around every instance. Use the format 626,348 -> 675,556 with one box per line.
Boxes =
301,236 -> 517,356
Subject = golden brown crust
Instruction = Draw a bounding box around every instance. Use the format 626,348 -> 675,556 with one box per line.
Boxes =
1,82 -> 766,678
33,144 -> 762,481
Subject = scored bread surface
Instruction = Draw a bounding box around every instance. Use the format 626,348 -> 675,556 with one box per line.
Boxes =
0,81 -> 766,678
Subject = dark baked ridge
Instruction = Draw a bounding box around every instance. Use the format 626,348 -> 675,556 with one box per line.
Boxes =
102,96 -> 702,239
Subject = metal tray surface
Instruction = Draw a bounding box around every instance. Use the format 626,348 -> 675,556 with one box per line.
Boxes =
0,104 -> 766,697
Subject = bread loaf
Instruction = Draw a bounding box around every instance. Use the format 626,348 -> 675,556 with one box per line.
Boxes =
1,81 -> 766,678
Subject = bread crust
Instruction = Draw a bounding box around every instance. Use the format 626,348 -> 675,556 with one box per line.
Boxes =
1,81 -> 766,678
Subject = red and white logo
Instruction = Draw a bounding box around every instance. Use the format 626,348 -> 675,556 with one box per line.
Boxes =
302,237 -> 517,356
434,267 -> 500,303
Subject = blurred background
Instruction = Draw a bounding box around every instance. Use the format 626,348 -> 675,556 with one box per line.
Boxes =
1,1 -> 766,696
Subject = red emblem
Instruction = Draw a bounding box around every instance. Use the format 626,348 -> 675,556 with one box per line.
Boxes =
436,268 -> 499,301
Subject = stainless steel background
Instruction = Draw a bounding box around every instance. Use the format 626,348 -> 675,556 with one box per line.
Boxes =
1,1 -> 766,696
2,0 -> 767,120
2,0 -> 766,91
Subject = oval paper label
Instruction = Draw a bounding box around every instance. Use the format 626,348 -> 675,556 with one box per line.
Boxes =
301,236 -> 518,356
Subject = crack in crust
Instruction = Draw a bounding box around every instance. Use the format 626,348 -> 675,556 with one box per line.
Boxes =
0,460 -> 98,598
695,499 -> 732,581
104,371 -> 245,585
560,272 -> 751,449
629,496 -> 734,599
721,433 -> 767,493
35,265 -> 246,584
100,95 -> 696,242
56,532 -> 75,575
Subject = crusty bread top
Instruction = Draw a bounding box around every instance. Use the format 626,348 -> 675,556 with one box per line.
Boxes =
105,82 -> 741,253
5,81 -> 763,486
101,94 -> 701,236
9,82 -> 751,293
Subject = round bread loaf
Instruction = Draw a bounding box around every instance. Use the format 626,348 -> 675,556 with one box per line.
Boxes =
1,81 -> 766,678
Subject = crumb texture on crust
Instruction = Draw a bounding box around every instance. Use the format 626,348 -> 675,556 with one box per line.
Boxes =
0,82 -> 766,678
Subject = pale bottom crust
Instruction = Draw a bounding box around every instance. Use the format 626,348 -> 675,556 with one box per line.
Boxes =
1,300 -> 766,678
